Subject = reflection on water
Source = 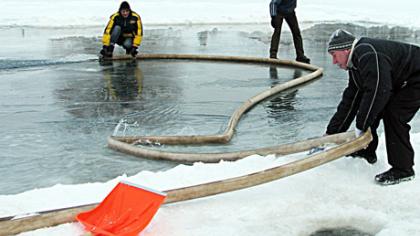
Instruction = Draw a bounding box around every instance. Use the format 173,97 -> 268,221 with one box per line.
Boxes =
100,60 -> 144,103
266,66 -> 299,113
258,66 -> 302,141
310,227 -> 373,236
265,66 -> 302,120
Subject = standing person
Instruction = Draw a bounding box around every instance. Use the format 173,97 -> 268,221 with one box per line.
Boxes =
325,29 -> 420,185
100,1 -> 143,58
269,0 -> 310,63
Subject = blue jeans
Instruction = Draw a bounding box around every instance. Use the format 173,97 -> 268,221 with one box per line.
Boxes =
110,26 -> 133,49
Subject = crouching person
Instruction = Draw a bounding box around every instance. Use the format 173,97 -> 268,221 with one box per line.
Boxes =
100,1 -> 143,58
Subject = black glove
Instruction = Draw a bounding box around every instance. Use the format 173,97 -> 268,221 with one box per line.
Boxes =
130,46 -> 138,57
100,45 -> 114,58
100,45 -> 108,56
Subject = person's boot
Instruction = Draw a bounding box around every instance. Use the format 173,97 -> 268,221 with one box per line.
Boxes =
296,55 -> 310,64
348,149 -> 377,164
270,50 -> 277,59
375,168 -> 415,185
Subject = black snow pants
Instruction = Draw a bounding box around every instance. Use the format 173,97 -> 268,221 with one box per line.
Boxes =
362,77 -> 420,170
381,80 -> 420,170
269,11 -> 305,59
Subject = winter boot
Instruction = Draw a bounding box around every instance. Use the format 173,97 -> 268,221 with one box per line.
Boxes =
296,55 -> 310,64
375,168 -> 415,185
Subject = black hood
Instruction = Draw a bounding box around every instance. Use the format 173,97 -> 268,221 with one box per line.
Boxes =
119,1 -> 131,12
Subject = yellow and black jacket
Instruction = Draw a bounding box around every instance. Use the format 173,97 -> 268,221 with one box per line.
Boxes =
102,11 -> 143,47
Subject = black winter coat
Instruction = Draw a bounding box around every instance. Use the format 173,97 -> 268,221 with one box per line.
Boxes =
270,0 -> 297,17
326,37 -> 420,134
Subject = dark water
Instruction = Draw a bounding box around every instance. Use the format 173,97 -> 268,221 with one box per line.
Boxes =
1,23 -> 419,194
310,227 -> 373,236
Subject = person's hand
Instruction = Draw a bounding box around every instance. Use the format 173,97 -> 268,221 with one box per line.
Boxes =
130,46 -> 138,57
355,127 -> 364,137
100,45 -> 108,56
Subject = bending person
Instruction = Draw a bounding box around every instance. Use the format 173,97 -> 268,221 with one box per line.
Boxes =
100,1 -> 143,58
325,29 -> 420,185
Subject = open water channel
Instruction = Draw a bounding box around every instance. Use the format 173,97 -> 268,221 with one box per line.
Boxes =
1,23 -> 419,194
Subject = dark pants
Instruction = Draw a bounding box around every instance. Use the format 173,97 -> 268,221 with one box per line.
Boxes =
366,81 -> 420,170
383,82 -> 420,170
269,11 -> 305,59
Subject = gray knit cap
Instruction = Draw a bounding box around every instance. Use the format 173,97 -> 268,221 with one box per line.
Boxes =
327,29 -> 355,52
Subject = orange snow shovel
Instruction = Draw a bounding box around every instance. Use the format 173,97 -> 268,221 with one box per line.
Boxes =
76,180 -> 166,236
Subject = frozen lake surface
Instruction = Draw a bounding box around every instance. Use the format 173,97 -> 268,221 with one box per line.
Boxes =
1,23 -> 420,195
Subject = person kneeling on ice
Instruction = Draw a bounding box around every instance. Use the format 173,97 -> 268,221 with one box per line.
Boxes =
325,29 -> 420,185
100,1 -> 143,58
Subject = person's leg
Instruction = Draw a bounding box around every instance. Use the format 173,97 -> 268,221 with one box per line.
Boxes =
383,92 -> 419,170
376,83 -> 420,185
110,26 -> 122,46
284,12 -> 309,63
101,25 -> 123,57
122,38 -> 133,54
269,15 -> 284,59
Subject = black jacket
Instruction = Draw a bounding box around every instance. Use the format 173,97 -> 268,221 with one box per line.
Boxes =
102,11 -> 143,47
270,0 -> 297,17
326,37 -> 420,134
